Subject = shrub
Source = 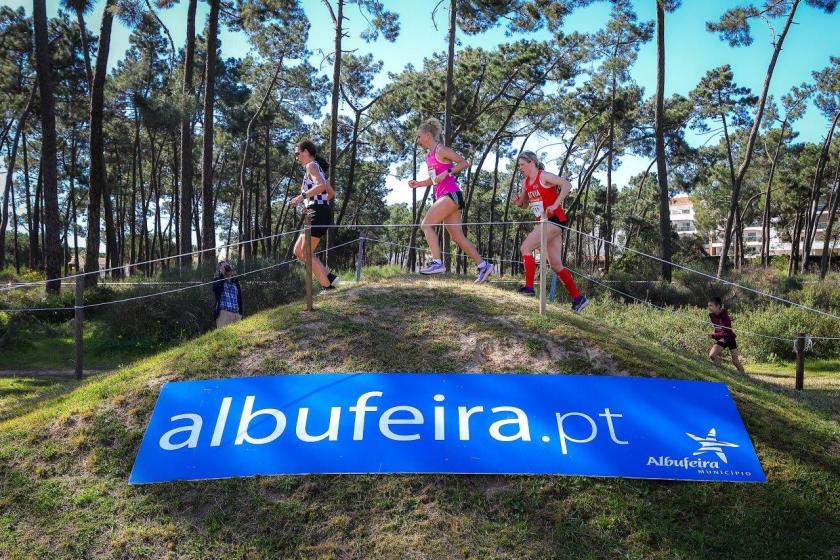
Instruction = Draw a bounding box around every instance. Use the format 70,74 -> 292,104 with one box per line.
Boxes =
738,305 -> 840,361
95,266 -> 306,342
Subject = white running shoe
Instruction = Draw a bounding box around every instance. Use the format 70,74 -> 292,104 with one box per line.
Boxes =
420,260 -> 446,274
475,262 -> 495,284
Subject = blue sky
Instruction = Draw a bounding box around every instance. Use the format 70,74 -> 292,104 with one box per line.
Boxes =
5,0 -> 840,206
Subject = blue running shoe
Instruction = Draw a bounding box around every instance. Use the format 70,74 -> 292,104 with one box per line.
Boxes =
420,260 -> 445,275
518,286 -> 535,296
475,262 -> 495,284
572,294 -> 589,313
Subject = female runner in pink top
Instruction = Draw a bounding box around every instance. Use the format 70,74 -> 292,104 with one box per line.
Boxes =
408,118 -> 494,283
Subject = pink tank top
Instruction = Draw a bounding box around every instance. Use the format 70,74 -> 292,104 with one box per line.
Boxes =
426,143 -> 460,199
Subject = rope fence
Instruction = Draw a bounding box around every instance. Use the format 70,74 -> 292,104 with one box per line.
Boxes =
5,218 -> 839,323
0,227 -> 306,292
2,237 -> 359,313
362,236 -> 798,344
2,217 -> 836,389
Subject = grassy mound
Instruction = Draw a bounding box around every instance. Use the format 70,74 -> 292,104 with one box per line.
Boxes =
1,275 -> 838,559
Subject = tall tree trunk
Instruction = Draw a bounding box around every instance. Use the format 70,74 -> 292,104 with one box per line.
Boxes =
70,136 -> 80,274
336,91 -> 384,227
445,0 -> 456,143
226,198 -> 236,258
103,159 -> 118,276
201,0 -> 220,264
154,172 -> 164,261
130,113 -> 139,269
33,160 -> 42,269
238,61 -> 283,260
0,119 -> 13,151
622,159 -> 656,251
23,134 -> 36,269
59,146 -> 71,258
0,84 -> 35,269
336,109 -> 361,226
407,142 -> 419,271
193,185 -> 202,255
179,0 -> 197,267
115,159 -> 125,268
605,71 -> 616,273
33,0 -> 61,293
788,211 -> 803,276
761,121 -> 788,267
487,143 -> 500,263
801,109 -> 840,272
138,133 -> 151,273
84,0 -> 115,287
819,153 -> 840,279
654,0 -> 671,281
74,7 -> 93,88
718,111 -> 738,266
717,0 -> 800,277
274,168 -> 294,253
442,0 -> 457,272
11,170 -> 19,273
324,0 -> 343,187
734,208 -> 744,270
253,164 -> 262,256
264,125 -> 272,257
172,138 -> 180,258
500,134 -> 531,276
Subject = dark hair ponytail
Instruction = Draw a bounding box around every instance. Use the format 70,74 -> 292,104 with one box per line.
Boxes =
314,155 -> 330,178
296,138 -> 330,178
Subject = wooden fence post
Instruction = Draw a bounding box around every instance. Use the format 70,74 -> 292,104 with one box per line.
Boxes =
795,333 -> 806,390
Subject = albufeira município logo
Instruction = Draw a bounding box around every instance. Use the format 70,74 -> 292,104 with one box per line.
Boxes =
646,427 -> 741,472
685,428 -> 739,463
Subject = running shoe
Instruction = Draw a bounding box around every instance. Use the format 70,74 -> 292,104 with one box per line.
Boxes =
518,286 -> 536,296
571,294 -> 590,313
475,262 -> 495,284
420,260 -> 445,274
327,272 -> 340,287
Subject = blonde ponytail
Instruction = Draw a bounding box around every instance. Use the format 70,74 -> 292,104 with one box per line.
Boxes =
417,117 -> 443,143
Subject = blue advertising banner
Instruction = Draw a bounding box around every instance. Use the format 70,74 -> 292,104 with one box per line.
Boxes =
129,373 -> 766,484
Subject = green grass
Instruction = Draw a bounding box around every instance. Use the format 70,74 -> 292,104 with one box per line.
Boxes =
750,357 -> 840,377
0,275 -> 838,559
0,320 -> 171,371
0,376 -> 88,421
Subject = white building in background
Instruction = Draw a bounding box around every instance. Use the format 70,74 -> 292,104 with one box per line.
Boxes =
669,196 -> 698,236
669,196 -> 839,258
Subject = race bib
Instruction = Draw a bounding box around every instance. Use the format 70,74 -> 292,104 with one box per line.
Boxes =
529,200 -> 545,218
427,164 -> 438,184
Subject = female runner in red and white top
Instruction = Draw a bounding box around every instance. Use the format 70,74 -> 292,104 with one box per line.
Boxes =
408,117 -> 494,283
514,150 -> 588,313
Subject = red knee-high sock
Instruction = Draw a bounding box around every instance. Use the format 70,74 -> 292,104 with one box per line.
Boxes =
523,255 -> 536,288
557,267 -> 581,299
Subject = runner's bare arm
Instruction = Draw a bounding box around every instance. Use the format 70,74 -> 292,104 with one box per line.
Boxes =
541,171 -> 573,212
435,144 -> 470,182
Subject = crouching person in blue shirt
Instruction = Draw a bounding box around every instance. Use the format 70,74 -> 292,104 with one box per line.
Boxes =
213,261 -> 243,328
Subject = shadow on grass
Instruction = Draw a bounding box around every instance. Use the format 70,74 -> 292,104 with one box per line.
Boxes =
0,376 -> 96,422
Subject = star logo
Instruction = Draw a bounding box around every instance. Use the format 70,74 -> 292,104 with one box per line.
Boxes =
686,428 -> 739,464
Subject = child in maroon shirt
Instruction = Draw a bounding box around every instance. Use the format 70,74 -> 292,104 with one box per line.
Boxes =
707,297 -> 745,374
